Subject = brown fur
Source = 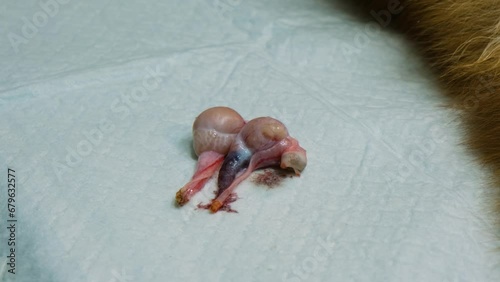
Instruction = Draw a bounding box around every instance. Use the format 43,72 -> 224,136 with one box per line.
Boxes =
353,1 -> 500,227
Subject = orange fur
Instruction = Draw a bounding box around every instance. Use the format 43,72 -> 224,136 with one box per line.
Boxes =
354,1 -> 500,226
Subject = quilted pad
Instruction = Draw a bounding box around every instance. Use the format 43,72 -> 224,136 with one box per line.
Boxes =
1,0 -> 499,281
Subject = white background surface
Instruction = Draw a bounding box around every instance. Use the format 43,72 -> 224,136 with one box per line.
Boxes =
1,0 -> 499,281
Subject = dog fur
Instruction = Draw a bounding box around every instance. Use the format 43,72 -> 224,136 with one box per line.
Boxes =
352,0 -> 500,228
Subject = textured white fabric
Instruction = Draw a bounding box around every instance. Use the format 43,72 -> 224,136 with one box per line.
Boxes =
1,0 -> 499,281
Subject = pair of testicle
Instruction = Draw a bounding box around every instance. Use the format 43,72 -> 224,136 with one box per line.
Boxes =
175,106 -> 307,213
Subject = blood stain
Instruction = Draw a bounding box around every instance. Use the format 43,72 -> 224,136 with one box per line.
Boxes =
252,167 -> 294,188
